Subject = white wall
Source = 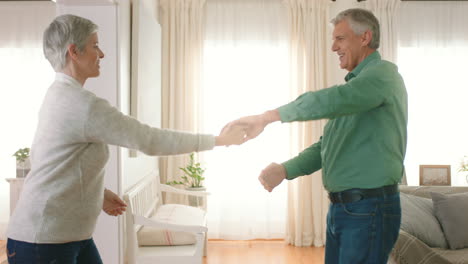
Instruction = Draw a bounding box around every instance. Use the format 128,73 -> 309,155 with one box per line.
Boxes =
0,1 -> 56,239
121,0 -> 162,192
117,2 -> 162,261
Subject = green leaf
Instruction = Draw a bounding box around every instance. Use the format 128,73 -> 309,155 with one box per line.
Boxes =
176,152 -> 206,187
166,181 -> 183,185
13,147 -> 30,162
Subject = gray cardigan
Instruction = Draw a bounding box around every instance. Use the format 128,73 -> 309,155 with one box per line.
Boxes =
7,73 -> 215,243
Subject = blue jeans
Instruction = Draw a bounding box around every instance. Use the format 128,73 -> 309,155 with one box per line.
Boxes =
6,238 -> 103,264
325,193 -> 401,264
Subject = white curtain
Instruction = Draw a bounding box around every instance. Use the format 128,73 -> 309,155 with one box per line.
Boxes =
397,2 -> 468,186
365,0 -> 400,62
283,0 -> 330,247
201,0 -> 290,239
158,0 -> 206,204
0,2 -> 55,237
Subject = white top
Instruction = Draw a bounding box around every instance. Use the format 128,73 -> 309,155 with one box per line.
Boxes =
7,73 -> 215,243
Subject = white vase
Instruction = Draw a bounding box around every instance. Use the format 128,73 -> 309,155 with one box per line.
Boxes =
185,186 -> 206,208
16,158 -> 31,178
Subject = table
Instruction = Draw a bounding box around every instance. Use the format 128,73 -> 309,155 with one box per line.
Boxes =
5,178 -> 25,215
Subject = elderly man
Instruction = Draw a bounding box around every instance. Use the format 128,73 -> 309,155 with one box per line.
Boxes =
225,8 -> 407,264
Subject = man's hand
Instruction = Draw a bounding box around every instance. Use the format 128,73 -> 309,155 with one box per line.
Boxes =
228,115 -> 267,141
215,123 -> 247,146
222,110 -> 281,143
103,189 -> 127,216
258,162 -> 286,192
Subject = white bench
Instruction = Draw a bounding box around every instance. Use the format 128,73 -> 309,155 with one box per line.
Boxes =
124,172 -> 209,264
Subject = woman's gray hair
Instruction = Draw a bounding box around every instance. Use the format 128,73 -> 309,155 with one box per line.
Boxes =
331,8 -> 380,49
43,14 -> 98,71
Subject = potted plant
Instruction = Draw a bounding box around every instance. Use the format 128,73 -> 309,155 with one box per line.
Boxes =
167,153 -> 207,207
13,147 -> 31,178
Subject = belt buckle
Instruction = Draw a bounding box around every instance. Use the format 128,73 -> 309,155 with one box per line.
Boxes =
329,193 -> 339,203
349,192 -> 364,203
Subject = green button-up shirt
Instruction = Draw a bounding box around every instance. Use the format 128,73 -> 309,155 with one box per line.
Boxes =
278,52 -> 408,192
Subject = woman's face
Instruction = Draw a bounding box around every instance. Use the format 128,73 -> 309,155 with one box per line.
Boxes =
76,32 -> 104,79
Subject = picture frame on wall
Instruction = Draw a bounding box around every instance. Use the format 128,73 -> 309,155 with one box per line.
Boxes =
419,165 -> 451,186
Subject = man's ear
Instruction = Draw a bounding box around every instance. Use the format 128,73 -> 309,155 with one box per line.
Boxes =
67,44 -> 79,61
361,30 -> 373,47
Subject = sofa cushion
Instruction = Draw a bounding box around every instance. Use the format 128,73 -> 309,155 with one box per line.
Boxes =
400,193 -> 448,248
433,247 -> 468,264
390,230 -> 452,264
137,204 -> 206,246
431,192 -> 468,250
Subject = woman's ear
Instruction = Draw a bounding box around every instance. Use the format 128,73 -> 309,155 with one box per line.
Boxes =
67,44 -> 79,61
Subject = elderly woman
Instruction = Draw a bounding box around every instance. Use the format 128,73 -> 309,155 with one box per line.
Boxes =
6,14 -> 245,264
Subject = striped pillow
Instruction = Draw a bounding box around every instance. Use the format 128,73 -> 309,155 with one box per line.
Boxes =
137,204 -> 205,246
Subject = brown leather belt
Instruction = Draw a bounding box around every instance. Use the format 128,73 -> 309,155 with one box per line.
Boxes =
328,184 -> 399,204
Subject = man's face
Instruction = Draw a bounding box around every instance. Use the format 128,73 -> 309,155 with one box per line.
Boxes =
331,20 -> 369,72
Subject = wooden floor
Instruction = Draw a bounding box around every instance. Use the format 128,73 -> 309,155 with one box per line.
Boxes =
0,239 -> 325,264
204,240 -> 325,264
0,240 -> 6,264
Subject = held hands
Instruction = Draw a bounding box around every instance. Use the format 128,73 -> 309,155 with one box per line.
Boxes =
222,110 -> 280,143
215,123 -> 247,146
225,114 -> 267,142
103,189 -> 127,216
218,110 -> 284,191
258,163 -> 286,192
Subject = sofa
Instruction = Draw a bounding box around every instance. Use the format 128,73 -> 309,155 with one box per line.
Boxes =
389,186 -> 468,264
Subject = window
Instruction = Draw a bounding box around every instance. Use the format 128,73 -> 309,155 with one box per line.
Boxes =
201,0 -> 290,239
398,47 -> 468,185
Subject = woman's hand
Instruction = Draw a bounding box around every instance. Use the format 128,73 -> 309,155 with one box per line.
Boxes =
220,110 -> 281,143
103,189 -> 127,216
215,124 -> 247,146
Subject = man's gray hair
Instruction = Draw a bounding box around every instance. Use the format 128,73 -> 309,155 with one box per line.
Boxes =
43,14 -> 98,71
331,8 -> 380,49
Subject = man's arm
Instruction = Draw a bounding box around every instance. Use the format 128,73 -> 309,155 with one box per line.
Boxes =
278,64 -> 394,122
259,138 -> 322,192
282,138 -> 322,180
222,110 -> 280,142
225,65 -> 392,142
